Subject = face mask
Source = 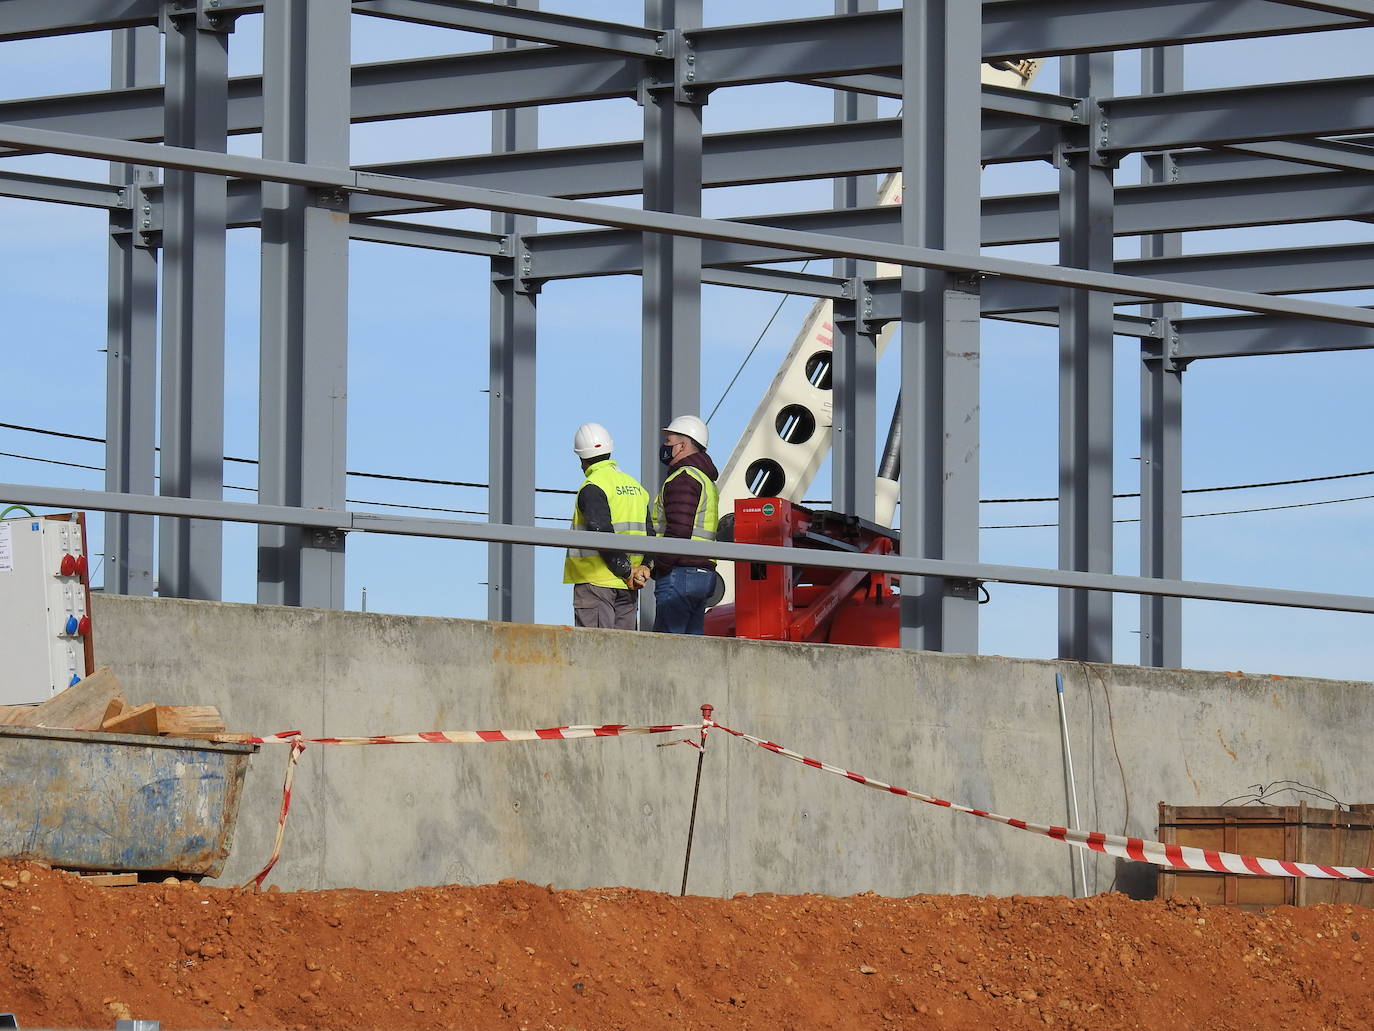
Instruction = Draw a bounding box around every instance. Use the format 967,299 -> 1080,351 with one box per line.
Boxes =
659,443 -> 676,466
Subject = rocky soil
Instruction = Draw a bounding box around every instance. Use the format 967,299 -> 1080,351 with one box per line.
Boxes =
1,861 -> 1371,1029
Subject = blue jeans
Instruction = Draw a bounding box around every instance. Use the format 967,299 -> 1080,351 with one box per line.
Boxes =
653,566 -> 716,635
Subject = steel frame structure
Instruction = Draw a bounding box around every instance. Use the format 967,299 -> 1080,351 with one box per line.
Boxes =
3,0 -> 1373,664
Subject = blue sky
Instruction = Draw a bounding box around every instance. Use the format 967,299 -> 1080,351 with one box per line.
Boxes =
1,2 -> 1371,680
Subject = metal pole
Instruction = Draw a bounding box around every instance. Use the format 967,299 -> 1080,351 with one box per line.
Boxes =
104,24 -> 158,597
257,0 -> 351,609
488,0 -> 539,624
1139,46 -> 1185,669
641,0 -> 704,478
831,0 -> 878,521
899,0 -> 982,652
1057,52 -> 1116,662
158,6 -> 230,600
679,703 -> 713,897
1055,672 -> 1090,897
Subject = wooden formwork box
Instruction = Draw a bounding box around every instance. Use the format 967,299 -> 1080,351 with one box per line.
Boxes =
1157,804 -> 1374,911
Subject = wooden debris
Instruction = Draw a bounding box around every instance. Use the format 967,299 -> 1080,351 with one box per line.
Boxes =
77,872 -> 139,887
2,667 -> 237,741
101,702 -> 159,736
153,705 -> 226,738
0,704 -> 40,726
3,667 -> 127,731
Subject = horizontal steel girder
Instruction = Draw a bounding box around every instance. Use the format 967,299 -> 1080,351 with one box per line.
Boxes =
3,121 -> 1373,335
1175,309 -> 1374,359
4,481 -> 1374,616
6,32 -> 1374,161
37,143 -> 1374,251
4,0 -> 1362,53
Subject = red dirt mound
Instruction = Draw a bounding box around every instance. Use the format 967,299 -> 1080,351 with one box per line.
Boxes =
1,861 -> 1370,1030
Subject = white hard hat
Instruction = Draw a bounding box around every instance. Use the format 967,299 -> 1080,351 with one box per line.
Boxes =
662,414 -> 708,450
573,422 -> 614,460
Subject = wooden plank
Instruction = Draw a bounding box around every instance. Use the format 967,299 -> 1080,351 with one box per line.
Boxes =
21,667 -> 126,730
154,705 -> 226,737
78,872 -> 139,887
0,704 -> 40,726
101,701 -> 159,736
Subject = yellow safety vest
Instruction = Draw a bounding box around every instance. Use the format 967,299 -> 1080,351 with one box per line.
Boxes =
651,465 -> 720,547
563,460 -> 650,587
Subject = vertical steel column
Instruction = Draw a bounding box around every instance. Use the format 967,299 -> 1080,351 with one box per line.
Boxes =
1139,47 -> 1185,667
641,0 -> 704,482
257,0 -> 351,609
158,4 -> 230,600
1056,53 -> 1115,662
832,280 -> 878,521
104,26 -> 159,597
487,1 -> 539,624
899,0 -> 982,652
831,0 -> 879,520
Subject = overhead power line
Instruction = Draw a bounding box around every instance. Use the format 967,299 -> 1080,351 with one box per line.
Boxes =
3,420 -> 1372,517
982,493 -> 1374,529
3,446 -> 1369,528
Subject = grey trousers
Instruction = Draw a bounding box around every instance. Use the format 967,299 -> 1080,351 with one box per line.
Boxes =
572,582 -> 639,630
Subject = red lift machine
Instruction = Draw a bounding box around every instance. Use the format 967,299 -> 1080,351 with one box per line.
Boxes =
703,497 -> 901,647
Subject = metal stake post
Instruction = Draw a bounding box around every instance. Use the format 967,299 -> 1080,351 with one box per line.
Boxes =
1055,673 -> 1090,896
679,703 -> 713,897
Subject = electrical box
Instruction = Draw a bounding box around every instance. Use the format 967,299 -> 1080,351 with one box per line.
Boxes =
0,512 -> 95,704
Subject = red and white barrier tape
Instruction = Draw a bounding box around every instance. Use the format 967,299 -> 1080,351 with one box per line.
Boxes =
240,722 -> 698,746
240,720 -> 702,888
239,710 -> 1371,890
708,719 -> 1374,882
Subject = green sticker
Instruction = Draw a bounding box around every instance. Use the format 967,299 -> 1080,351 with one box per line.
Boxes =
762,503 -> 776,516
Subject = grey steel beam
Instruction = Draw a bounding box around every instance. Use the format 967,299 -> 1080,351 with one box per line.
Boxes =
692,10 -> 898,88
257,0 -> 351,610
157,10 -> 229,601
1224,139 -> 1374,174
11,482 -> 1374,617
488,4 -> 539,625
6,17 -> 1374,156
0,171 -> 126,209
1125,241 -> 1374,296
986,171 -> 1374,245
1138,46 -> 1185,670
1,0 -> 1363,53
350,218 -> 506,256
1102,74 -> 1374,155
0,0 -> 160,42
103,25 -> 158,598
7,123 -> 1374,330
981,0 -> 1365,59
975,243 -> 1374,316
1174,310 -> 1374,359
691,4 -> 1371,82
831,0 -> 878,523
900,0 -> 982,652
991,309 -> 1160,339
703,265 -> 849,300
521,169 -> 1374,279
354,0 -> 664,57
1268,0 -> 1374,17
640,0 -> 704,490
1057,54 -> 1115,664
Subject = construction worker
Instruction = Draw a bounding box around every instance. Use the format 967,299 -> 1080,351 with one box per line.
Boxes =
563,423 -> 653,630
649,414 -> 720,635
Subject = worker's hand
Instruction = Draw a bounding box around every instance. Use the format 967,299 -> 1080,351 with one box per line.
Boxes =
628,564 -> 652,590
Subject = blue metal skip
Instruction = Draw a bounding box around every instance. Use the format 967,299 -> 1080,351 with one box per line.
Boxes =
0,726 -> 257,877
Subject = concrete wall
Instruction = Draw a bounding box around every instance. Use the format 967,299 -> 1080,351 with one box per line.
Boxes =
91,594 -> 1372,897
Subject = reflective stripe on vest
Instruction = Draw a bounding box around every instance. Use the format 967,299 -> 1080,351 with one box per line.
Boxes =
651,465 -> 720,544
563,460 -> 650,587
